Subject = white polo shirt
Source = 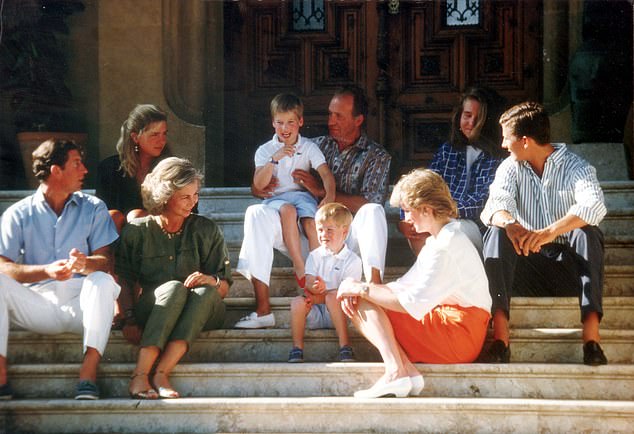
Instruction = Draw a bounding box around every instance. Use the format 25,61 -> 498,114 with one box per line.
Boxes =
305,244 -> 362,291
254,134 -> 327,195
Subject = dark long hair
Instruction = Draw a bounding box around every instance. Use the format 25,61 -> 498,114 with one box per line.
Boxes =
449,87 -> 506,158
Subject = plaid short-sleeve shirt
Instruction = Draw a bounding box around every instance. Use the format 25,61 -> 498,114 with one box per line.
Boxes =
312,134 -> 391,204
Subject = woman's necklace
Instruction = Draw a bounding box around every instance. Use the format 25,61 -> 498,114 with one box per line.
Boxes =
157,216 -> 184,239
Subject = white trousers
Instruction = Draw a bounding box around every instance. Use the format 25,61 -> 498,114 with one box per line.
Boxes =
237,203 -> 388,286
0,271 -> 120,357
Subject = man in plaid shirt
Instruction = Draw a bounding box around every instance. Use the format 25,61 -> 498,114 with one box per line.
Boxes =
235,86 -> 391,329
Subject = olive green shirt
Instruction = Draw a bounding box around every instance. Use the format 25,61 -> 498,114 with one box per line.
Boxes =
115,214 -> 233,292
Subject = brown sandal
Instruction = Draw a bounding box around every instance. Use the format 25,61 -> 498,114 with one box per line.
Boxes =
129,372 -> 159,400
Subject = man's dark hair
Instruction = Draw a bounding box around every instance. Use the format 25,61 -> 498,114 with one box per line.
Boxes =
334,85 -> 368,121
32,139 -> 83,181
499,102 -> 551,145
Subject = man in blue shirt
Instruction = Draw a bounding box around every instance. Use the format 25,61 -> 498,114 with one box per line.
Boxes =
0,139 -> 120,400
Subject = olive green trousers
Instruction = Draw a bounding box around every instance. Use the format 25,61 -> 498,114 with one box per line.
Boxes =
135,280 -> 225,350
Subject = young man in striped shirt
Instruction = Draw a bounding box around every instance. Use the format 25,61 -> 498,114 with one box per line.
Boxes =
480,102 -> 608,366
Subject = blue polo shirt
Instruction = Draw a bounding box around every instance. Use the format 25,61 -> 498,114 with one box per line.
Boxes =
0,188 -> 118,268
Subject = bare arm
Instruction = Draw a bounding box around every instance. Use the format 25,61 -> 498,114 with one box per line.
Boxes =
292,169 -> 368,213
0,245 -> 112,284
251,177 -> 279,199
315,164 -> 336,206
337,278 -> 407,317
253,145 -> 296,190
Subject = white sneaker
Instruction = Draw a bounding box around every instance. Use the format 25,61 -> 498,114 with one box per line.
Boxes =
234,312 -> 275,329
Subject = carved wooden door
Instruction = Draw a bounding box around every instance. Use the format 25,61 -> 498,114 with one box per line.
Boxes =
385,0 -> 542,175
222,0 -> 542,186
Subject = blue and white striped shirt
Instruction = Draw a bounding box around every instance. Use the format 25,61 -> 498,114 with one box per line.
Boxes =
480,144 -> 606,244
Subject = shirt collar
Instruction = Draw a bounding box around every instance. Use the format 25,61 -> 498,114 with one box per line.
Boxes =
34,186 -> 80,209
272,133 -> 304,148
325,133 -> 368,151
320,243 -> 352,259
547,143 -> 567,166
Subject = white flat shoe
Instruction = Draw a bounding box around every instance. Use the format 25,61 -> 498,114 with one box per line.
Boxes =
409,375 -> 424,396
354,376 -> 412,398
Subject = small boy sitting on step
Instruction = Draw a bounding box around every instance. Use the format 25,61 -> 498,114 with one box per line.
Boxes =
288,203 -> 362,363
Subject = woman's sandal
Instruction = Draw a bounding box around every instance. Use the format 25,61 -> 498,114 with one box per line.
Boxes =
152,370 -> 180,399
129,372 -> 159,400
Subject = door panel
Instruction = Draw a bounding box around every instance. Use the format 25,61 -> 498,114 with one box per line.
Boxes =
223,1 -> 375,186
222,0 -> 542,186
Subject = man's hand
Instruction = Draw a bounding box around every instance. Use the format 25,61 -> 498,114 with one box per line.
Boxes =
67,248 -> 87,274
292,169 -> 324,199
251,176 -> 279,199
521,227 -> 557,254
45,259 -> 74,281
505,223 -> 532,256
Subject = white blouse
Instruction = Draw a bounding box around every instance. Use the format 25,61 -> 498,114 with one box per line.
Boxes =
387,220 -> 491,320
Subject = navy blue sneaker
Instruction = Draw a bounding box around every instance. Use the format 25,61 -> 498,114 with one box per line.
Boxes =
288,347 -> 304,363
0,383 -> 13,400
338,345 -> 355,362
75,380 -> 99,400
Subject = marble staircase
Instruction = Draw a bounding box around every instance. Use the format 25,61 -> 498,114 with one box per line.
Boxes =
1,182 -> 634,433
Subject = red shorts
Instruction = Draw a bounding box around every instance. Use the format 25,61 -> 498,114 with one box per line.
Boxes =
386,305 -> 490,364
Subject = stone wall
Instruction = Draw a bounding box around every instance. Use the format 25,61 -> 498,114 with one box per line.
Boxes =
65,0 -> 205,186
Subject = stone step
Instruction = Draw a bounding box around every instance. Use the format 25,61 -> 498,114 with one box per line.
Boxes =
2,181 -> 632,214
2,397 -> 633,433
227,265 -> 634,297
2,187 -> 634,267
7,328 -> 634,364
221,296 -> 634,330
7,363 -> 634,401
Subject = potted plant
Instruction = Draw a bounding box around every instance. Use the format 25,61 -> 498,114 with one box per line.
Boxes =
0,0 -> 85,188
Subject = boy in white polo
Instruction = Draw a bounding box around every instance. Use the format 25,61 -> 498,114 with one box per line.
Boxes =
288,203 -> 362,362
248,93 -> 336,296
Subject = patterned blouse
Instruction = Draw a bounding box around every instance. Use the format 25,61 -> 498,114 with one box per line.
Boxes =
430,142 -> 502,221
312,134 -> 391,204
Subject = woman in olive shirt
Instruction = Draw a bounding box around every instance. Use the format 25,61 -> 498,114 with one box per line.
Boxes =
116,157 -> 232,399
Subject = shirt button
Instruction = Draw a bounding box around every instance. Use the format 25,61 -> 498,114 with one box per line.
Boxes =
169,256 -> 174,260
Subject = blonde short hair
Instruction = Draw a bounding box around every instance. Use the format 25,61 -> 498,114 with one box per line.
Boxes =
141,157 -> 203,215
390,169 -> 458,219
315,202 -> 353,227
270,93 -> 304,119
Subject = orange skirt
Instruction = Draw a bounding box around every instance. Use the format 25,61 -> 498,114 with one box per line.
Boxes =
386,304 -> 490,364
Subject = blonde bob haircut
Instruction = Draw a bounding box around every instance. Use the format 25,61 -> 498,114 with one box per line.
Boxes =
315,202 -> 353,227
390,168 -> 458,219
141,157 -> 203,215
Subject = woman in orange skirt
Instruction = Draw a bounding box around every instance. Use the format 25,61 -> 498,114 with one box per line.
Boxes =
337,169 -> 492,398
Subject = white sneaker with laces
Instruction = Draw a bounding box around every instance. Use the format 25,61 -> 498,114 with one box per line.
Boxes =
234,312 -> 275,329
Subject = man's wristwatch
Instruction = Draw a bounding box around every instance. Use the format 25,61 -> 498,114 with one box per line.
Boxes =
269,157 -> 278,165
359,283 -> 370,297
502,218 -> 517,228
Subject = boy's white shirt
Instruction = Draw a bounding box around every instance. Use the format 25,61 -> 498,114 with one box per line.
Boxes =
254,134 -> 327,195
305,244 -> 363,292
